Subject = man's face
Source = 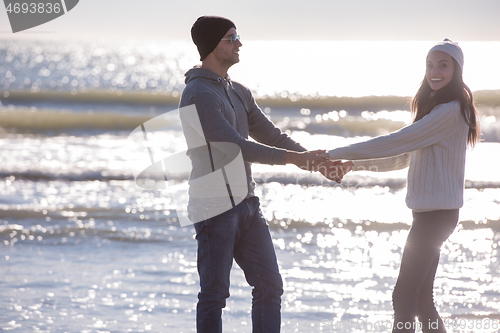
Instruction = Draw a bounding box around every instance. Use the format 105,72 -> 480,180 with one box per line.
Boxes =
212,27 -> 242,67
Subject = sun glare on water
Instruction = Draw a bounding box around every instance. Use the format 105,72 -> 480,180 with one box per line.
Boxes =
232,41 -> 500,97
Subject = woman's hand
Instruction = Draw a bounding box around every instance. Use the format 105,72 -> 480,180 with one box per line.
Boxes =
317,160 -> 354,183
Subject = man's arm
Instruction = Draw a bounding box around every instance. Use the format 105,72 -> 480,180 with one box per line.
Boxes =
187,93 -> 325,170
244,90 -> 306,153
239,87 -> 328,170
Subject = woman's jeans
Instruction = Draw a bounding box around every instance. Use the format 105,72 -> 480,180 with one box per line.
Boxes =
392,209 -> 459,333
193,197 -> 283,333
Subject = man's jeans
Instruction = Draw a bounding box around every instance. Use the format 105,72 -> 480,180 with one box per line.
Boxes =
392,209 -> 459,333
193,197 -> 283,333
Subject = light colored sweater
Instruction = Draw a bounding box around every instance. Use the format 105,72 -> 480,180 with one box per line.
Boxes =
328,101 -> 469,211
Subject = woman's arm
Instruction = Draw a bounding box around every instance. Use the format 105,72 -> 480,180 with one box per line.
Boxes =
318,153 -> 410,182
328,102 -> 460,161
351,152 -> 411,172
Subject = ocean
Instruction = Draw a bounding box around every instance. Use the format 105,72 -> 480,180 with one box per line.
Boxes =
1,38 -> 500,332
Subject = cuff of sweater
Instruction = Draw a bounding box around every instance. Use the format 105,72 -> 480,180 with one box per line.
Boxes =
272,148 -> 288,165
328,149 -> 345,161
352,160 -> 367,171
352,160 -> 379,172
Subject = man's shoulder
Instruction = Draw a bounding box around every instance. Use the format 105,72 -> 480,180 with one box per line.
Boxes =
231,80 -> 251,95
181,77 -> 222,103
184,75 -> 218,92
230,80 -> 255,105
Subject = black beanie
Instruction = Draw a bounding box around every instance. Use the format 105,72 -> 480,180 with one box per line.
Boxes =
191,16 -> 236,61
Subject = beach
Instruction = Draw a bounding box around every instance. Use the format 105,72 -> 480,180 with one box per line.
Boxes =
1,38 -> 500,332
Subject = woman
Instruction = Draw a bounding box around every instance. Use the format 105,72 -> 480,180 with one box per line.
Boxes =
321,39 -> 480,332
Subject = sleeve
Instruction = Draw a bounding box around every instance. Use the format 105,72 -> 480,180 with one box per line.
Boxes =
328,102 -> 459,161
352,152 -> 411,172
245,92 -> 307,153
189,92 -> 289,165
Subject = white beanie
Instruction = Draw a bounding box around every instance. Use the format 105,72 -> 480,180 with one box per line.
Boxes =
427,38 -> 464,72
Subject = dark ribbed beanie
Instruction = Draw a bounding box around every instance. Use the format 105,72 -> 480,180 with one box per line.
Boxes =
191,16 -> 236,61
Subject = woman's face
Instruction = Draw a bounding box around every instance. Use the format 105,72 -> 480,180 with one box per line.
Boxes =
426,51 -> 455,91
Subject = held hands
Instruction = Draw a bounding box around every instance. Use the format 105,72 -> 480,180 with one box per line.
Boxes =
319,152 -> 329,159
285,150 -> 354,183
285,150 -> 327,172
317,160 -> 354,183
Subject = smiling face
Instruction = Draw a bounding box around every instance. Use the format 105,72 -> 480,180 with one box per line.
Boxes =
426,51 -> 455,91
212,27 -> 242,68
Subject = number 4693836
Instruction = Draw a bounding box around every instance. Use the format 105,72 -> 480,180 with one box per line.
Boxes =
6,2 -> 61,14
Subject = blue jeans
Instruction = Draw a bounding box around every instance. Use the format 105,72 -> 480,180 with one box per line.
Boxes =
392,210 -> 459,333
193,197 -> 283,333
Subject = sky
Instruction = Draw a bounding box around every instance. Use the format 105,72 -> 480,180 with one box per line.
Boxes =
0,0 -> 499,41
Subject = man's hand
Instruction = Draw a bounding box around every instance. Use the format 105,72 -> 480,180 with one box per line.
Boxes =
319,152 -> 329,159
317,160 -> 354,183
285,150 -> 327,172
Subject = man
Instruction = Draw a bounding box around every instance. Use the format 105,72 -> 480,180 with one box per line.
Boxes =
179,16 -> 339,333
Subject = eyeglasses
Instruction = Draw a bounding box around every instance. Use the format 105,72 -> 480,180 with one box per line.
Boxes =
220,35 -> 240,45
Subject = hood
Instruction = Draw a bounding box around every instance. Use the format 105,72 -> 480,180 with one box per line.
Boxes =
184,66 -> 231,85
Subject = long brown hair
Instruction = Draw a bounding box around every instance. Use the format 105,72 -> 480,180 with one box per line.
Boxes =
411,58 -> 480,147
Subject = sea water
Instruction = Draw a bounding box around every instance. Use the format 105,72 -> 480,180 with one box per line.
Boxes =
1,39 -> 500,332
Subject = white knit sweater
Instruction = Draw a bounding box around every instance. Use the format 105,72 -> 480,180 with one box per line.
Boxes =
328,101 -> 469,211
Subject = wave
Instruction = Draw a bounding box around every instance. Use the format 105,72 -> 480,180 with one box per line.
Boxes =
1,90 -> 499,144
2,168 -> 500,194
268,218 -> 500,232
2,106 -> 500,143
0,106 -> 411,137
2,209 -> 499,246
2,89 -> 500,110
258,94 -> 411,112
292,116 -> 410,137
255,173 -> 500,190
0,221 -> 174,245
474,90 -> 500,107
0,170 -> 134,182
0,89 -> 181,106
0,107 -> 151,132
